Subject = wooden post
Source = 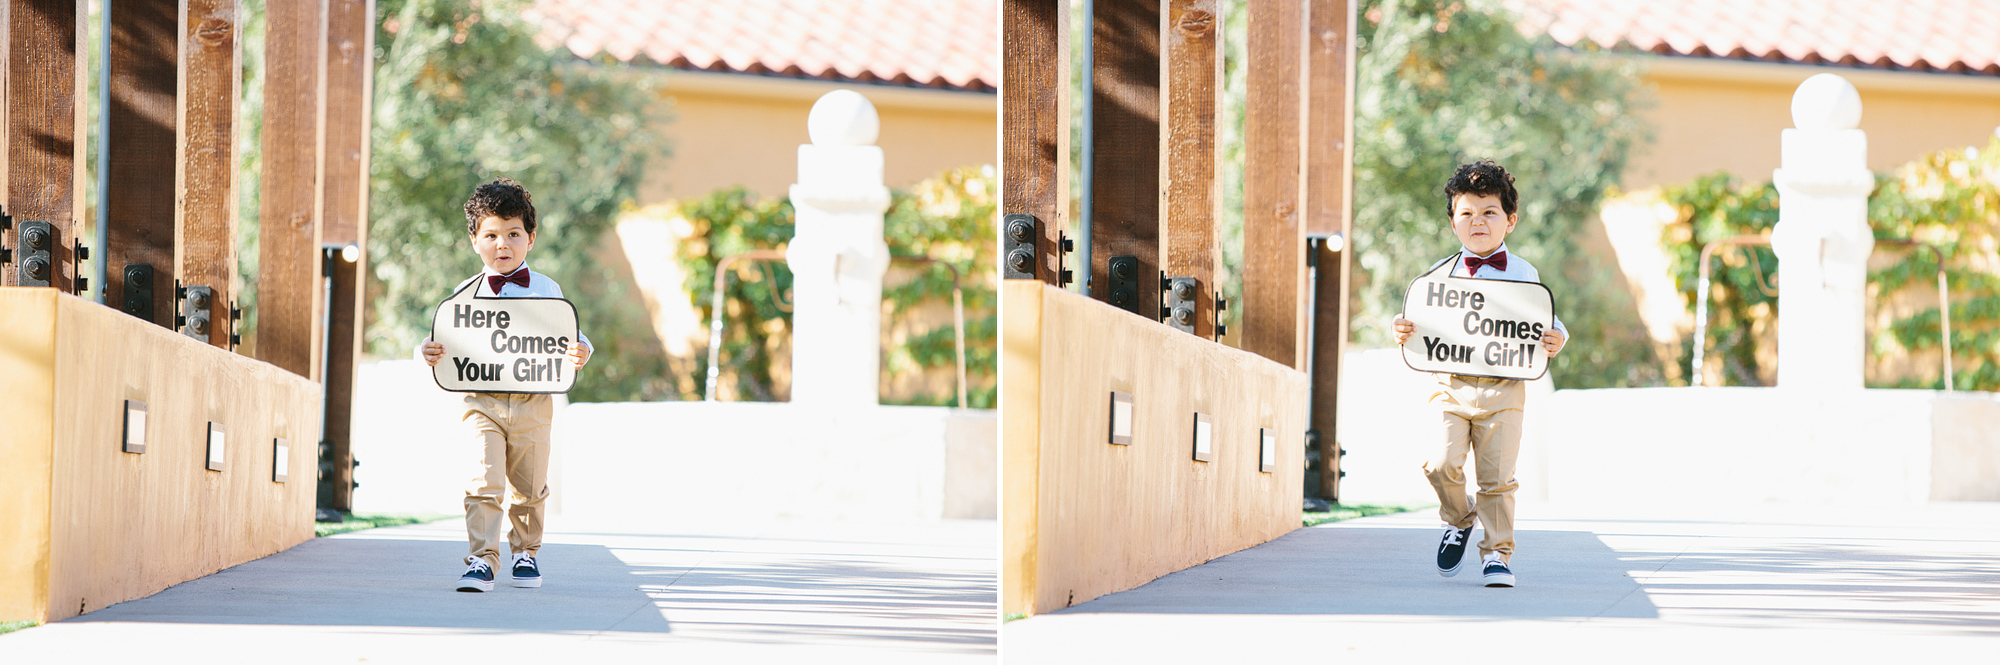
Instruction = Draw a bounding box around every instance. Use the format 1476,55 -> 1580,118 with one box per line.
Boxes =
175,0 -> 240,351
1087,0 -> 1160,320
1160,0 -> 1220,339
318,0 -> 373,512
5,0 -> 85,292
1305,0 -> 1357,501
1000,0 -> 1068,286
1242,0 -> 1308,369
106,0 -> 179,327
254,0 -> 327,378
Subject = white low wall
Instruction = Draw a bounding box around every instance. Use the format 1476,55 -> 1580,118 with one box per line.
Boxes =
348,360 -> 995,523
1332,348 -> 2000,506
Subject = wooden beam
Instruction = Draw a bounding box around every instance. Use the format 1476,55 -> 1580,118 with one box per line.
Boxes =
5,0 -> 85,291
1305,0 -> 1357,501
1241,0 -> 1308,369
1087,0 -> 1160,319
1160,0 -> 1220,339
106,0 -> 179,327
1000,0 -> 1068,286
175,0 -> 241,351
319,0 -> 373,512
254,0 -> 326,378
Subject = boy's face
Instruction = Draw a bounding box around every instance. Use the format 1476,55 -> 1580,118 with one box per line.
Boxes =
1450,192 -> 1516,257
471,215 -> 535,275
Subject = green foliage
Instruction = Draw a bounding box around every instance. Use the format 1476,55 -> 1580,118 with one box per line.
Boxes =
314,512 -> 453,538
672,167 -> 998,407
1303,502 -> 1432,528
1348,0 -> 1656,388
1663,138 -> 2000,390
366,0 -> 669,401
0,620 -> 36,636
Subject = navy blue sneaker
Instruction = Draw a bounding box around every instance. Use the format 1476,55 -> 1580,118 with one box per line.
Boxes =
1436,525 -> 1473,577
457,559 -> 495,592
1482,553 -> 1515,587
510,553 -> 541,588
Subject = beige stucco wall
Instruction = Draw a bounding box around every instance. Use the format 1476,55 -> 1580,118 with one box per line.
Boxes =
640,70 -> 997,203
1623,57 -> 2000,190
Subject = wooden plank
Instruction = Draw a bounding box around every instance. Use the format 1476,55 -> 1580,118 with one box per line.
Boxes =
319,0 -> 372,512
175,0 -> 241,350
5,0 -> 85,291
1241,0 -> 1308,369
253,0 -> 327,377
0,288 -> 58,623
1000,0 -> 1068,285
1159,0 -> 1220,338
1304,0 -> 1357,501
1000,280 -> 1042,617
106,0 -> 179,327
1087,0 -> 1160,318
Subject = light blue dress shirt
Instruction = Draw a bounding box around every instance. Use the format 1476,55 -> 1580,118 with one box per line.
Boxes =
1426,243 -> 1567,336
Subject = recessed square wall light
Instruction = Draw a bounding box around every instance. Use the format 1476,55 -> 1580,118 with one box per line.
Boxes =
1259,428 -> 1277,473
122,400 -> 147,454
1109,392 -> 1134,445
206,422 -> 226,472
1192,413 -> 1213,462
272,437 -> 289,483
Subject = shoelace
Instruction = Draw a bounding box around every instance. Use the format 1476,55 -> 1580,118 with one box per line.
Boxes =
466,561 -> 491,576
1440,528 -> 1465,551
514,556 -> 536,571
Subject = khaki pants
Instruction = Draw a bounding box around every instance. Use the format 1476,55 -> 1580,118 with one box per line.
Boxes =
461,392 -> 553,569
1421,374 -> 1526,563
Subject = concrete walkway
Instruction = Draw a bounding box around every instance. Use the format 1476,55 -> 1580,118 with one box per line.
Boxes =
1,518 -> 996,663
1004,501 -> 2000,664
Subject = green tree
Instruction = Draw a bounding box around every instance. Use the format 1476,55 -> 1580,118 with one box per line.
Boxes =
366,0 -> 670,401
1344,0 -> 1655,388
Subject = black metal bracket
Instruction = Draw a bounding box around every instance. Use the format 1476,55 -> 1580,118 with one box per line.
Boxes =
122,264 -> 156,321
73,239 -> 89,297
229,300 -> 242,348
1161,275 -> 1199,334
1215,292 -> 1229,337
16,220 -> 56,287
0,207 -> 13,265
1107,255 -> 1147,317
179,283 -> 214,343
1057,232 -> 1075,287
1002,213 -> 1038,280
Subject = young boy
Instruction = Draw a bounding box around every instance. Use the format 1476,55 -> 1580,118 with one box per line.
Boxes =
419,178 -> 592,592
1392,160 -> 1565,588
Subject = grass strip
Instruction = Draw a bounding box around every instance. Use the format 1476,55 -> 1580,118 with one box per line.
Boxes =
315,513 -> 453,538
1303,503 -> 1433,528
0,620 -> 37,636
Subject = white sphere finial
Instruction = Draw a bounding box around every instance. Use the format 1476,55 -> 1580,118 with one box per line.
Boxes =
1791,73 -> 1862,130
807,89 -> 880,146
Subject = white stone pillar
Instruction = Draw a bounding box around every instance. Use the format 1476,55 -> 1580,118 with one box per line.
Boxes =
1771,73 -> 1875,390
786,90 -> 892,405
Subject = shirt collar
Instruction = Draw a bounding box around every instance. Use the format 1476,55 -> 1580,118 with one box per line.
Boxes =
1459,243 -> 1510,260
480,263 -> 532,280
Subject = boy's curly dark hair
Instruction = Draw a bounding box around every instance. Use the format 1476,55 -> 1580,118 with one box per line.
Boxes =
464,177 -> 537,235
1443,160 -> 1518,219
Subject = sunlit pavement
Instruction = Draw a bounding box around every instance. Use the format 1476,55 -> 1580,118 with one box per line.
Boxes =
1003,501 -> 2000,664
0,518 -> 996,664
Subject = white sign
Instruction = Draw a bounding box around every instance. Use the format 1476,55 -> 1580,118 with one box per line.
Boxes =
1400,256 -> 1555,381
430,281 -> 580,394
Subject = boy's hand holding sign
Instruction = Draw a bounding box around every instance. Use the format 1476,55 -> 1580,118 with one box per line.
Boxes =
1398,257 -> 1556,381
429,279 -> 580,394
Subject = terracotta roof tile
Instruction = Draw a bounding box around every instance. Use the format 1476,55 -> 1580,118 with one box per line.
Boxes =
531,0 -> 998,92
1509,0 -> 2000,75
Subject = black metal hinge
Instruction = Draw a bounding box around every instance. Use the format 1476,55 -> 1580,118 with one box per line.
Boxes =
123,264 -> 155,321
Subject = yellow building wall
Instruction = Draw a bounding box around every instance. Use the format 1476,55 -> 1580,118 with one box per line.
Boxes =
639,72 -> 997,203
1623,58 -> 2000,189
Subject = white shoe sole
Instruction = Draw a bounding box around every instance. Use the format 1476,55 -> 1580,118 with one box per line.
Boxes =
1483,572 -> 1515,587
456,579 -> 494,592
511,576 -> 541,588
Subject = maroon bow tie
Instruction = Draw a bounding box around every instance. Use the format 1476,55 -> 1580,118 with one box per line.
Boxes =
487,268 -> 530,293
1464,252 -> 1507,274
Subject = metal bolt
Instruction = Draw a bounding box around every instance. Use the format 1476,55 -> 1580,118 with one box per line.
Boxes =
1174,306 -> 1193,326
23,226 -> 48,250
24,257 -> 48,281
1007,248 -> 1034,274
129,268 -> 149,288
191,315 -> 211,335
1173,281 -> 1194,301
1111,258 -> 1135,281
1060,236 -> 1075,253
75,244 -> 89,260
191,290 -> 212,310
1007,219 -> 1034,242
1110,286 -> 1133,306
1060,269 -> 1074,286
